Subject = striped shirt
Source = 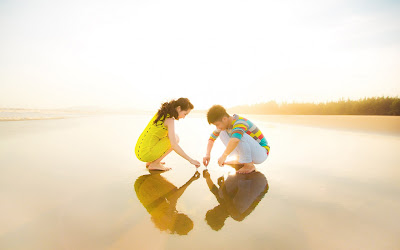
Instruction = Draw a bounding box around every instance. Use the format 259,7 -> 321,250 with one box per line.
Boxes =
209,114 -> 270,154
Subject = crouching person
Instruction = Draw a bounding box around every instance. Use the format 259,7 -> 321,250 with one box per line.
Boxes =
203,105 -> 270,173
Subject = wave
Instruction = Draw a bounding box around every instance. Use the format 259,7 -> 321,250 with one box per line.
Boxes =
0,109 -> 81,121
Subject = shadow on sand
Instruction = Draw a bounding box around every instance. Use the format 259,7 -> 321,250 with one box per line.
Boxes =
203,169 -> 269,231
134,168 -> 268,234
134,170 -> 200,235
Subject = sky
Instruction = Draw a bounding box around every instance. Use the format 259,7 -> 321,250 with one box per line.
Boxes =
0,0 -> 399,111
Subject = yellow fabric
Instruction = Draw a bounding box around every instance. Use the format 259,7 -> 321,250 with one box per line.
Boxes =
136,174 -> 176,209
135,114 -> 171,162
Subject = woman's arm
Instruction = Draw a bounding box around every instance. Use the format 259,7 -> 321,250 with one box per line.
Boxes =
165,118 -> 200,167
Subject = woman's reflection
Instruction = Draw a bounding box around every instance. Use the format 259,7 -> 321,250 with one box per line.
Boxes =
134,171 -> 200,235
203,169 -> 269,231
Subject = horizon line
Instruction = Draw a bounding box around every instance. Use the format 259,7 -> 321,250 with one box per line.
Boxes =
1,95 -> 399,111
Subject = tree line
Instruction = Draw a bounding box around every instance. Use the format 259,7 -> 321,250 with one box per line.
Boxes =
229,97 -> 400,115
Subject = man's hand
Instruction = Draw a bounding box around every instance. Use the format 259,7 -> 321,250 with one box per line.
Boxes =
217,154 -> 227,167
203,169 -> 210,178
203,155 -> 210,167
218,176 -> 225,186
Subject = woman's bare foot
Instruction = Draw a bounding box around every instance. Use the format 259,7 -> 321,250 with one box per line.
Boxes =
148,162 -> 171,171
146,162 -> 165,168
237,163 -> 256,174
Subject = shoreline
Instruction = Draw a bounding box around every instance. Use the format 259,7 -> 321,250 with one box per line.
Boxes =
2,113 -> 400,136
0,117 -> 67,122
249,114 -> 400,135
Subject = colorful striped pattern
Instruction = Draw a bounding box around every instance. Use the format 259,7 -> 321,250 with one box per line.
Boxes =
209,114 -> 270,154
209,130 -> 221,141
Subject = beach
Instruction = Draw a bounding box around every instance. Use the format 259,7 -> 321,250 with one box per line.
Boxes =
0,114 -> 399,250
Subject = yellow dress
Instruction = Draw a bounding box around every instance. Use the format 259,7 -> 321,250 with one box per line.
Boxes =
135,114 -> 171,162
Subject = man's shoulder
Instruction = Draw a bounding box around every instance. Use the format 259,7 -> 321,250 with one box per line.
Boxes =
233,114 -> 249,120
233,114 -> 249,124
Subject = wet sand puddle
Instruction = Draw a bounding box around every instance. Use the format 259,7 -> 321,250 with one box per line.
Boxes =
0,114 -> 399,249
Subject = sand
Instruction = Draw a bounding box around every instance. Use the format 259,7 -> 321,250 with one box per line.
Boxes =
0,114 -> 399,250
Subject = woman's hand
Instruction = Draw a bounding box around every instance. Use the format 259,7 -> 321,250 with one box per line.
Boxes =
203,155 -> 210,167
189,159 -> 201,168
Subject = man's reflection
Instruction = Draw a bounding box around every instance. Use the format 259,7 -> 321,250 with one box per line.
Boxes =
134,171 -> 200,235
203,169 -> 269,231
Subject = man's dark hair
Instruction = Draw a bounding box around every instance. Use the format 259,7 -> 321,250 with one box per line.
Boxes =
207,105 -> 229,124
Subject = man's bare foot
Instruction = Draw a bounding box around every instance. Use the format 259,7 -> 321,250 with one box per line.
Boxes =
237,163 -> 256,174
146,162 -> 165,168
148,162 -> 171,171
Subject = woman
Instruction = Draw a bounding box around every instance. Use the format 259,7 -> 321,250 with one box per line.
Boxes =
134,171 -> 200,235
135,98 -> 200,171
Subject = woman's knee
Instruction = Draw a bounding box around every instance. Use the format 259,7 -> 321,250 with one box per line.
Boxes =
175,134 -> 180,143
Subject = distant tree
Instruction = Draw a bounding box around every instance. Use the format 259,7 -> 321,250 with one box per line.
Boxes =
390,99 -> 400,115
229,97 -> 400,115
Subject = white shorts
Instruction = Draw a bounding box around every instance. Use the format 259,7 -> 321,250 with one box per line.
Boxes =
219,131 -> 268,164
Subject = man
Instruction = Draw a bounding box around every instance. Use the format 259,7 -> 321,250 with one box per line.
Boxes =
203,105 -> 270,173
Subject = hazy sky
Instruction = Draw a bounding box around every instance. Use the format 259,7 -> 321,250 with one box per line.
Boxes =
1,0 -> 399,110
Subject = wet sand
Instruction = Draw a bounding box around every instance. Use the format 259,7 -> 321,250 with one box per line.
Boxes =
0,114 -> 399,249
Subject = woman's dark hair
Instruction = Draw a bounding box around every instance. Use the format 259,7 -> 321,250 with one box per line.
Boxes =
207,105 -> 229,124
154,98 -> 194,124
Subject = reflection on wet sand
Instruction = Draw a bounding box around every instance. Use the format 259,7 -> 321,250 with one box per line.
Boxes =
134,171 -> 200,235
203,169 -> 269,231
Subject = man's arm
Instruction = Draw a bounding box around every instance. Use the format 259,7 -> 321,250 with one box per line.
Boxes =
223,138 -> 240,156
203,170 -> 219,196
203,139 -> 214,166
217,138 -> 240,166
